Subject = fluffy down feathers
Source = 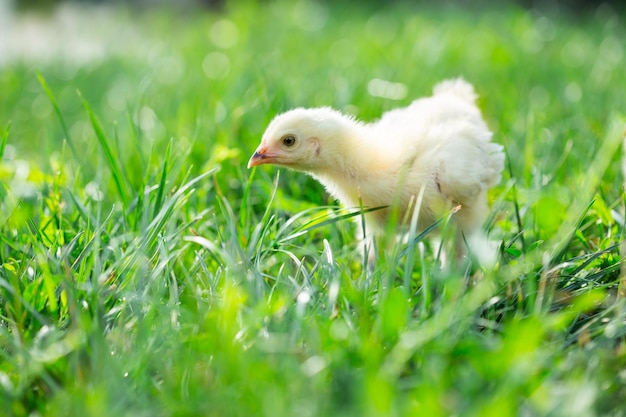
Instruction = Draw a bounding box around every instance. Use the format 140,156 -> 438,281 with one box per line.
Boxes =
249,79 -> 504,255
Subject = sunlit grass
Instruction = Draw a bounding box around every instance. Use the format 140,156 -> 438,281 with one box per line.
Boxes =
1,1 -> 626,416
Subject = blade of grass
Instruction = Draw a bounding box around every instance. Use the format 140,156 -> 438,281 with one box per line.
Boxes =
154,139 -> 173,219
397,207 -> 458,258
79,91 -> 130,208
617,122 -> 626,299
0,121 -> 9,159
549,198 -> 595,265
127,111 -> 146,170
505,145 -> 526,254
277,205 -> 388,245
248,170 -> 280,261
144,169 -> 215,252
240,166 -> 257,234
403,185 -> 426,299
36,72 -> 79,161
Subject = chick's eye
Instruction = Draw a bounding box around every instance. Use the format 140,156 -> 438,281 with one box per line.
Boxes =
282,135 -> 296,147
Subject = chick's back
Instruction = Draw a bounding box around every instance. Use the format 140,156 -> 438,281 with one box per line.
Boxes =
361,79 -> 504,233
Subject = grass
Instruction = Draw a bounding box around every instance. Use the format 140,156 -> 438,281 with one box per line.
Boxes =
1,1 -> 626,415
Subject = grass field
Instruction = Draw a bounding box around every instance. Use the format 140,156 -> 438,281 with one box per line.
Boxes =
1,1 -> 626,415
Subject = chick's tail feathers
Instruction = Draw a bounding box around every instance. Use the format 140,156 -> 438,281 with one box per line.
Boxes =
433,78 -> 478,104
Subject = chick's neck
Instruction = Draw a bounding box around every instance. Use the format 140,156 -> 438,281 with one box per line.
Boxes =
309,121 -> 386,207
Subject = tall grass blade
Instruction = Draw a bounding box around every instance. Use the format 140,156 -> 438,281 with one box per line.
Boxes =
36,72 -> 79,160
145,169 -> 215,251
617,122 -> 626,299
248,170 -> 280,261
154,139 -> 173,219
505,148 -> 526,253
403,184 -> 426,298
240,166 -> 257,234
80,92 -> 130,208
276,205 -> 387,245
398,214 -> 448,258
0,121 -> 9,159
549,199 -> 594,265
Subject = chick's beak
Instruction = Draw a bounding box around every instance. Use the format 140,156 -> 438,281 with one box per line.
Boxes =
247,145 -> 278,168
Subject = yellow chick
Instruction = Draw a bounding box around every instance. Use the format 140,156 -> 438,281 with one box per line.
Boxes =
248,79 -> 504,259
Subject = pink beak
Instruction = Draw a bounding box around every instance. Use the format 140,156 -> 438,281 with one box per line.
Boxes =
247,145 -> 279,168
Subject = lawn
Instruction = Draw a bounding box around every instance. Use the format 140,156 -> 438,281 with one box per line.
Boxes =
1,1 -> 626,416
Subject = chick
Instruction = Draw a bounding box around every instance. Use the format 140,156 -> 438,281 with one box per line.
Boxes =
248,79 -> 504,259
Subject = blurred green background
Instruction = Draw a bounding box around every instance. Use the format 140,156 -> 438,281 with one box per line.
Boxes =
3,0 -> 625,202
1,1 -> 626,416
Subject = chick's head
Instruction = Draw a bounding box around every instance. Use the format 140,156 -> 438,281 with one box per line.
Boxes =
248,107 -> 352,172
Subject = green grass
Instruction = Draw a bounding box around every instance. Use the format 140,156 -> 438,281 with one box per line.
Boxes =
1,1 -> 626,416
